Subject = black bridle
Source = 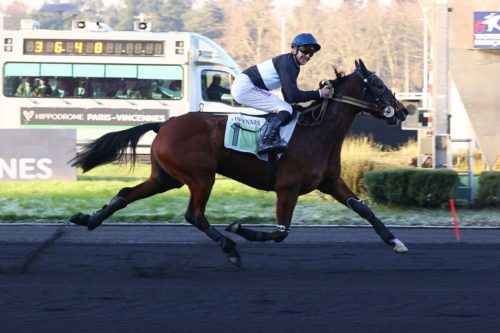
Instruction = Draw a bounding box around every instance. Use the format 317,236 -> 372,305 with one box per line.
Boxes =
354,69 -> 406,124
299,60 -> 408,127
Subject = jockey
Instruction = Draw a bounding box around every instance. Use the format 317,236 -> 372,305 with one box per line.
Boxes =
231,32 -> 333,155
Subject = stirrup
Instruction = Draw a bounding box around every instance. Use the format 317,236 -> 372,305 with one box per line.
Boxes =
257,138 -> 288,154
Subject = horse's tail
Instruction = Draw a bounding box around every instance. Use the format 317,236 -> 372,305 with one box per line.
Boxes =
69,122 -> 164,173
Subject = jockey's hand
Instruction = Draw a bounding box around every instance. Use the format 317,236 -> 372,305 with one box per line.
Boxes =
319,85 -> 333,99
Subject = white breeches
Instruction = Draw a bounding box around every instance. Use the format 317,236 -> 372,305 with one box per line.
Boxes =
231,74 -> 292,114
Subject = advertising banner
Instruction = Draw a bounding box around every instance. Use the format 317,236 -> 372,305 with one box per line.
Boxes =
473,11 -> 500,49
0,129 -> 76,181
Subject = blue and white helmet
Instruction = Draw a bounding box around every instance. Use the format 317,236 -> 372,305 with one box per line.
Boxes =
291,33 -> 321,52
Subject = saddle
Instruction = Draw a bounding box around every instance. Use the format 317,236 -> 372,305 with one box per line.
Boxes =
224,111 -> 298,161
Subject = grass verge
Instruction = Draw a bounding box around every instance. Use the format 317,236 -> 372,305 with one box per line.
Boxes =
0,163 -> 498,227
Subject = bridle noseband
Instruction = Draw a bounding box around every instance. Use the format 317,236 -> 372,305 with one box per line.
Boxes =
356,70 -> 399,119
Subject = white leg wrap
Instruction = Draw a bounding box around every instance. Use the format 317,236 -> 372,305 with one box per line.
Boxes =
391,238 -> 409,253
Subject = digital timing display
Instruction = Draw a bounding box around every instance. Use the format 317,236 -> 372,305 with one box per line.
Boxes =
23,39 -> 165,56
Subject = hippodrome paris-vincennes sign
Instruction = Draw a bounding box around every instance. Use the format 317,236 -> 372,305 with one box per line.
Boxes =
20,107 -> 168,126
0,129 -> 76,181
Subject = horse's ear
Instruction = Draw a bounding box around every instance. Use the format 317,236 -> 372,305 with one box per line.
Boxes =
354,60 -> 360,70
359,58 -> 368,74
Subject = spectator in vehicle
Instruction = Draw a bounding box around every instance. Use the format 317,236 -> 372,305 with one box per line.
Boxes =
73,79 -> 93,97
90,78 -> 105,97
16,77 -> 36,97
33,77 -> 53,97
206,74 -> 230,102
51,79 -> 72,97
151,80 -> 181,99
115,79 -> 142,99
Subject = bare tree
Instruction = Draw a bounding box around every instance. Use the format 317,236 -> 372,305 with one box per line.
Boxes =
1,1 -> 30,29
1,0 -> 423,92
287,0 -> 423,92
217,0 -> 281,68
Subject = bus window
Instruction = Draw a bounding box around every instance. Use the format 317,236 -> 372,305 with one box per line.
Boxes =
201,70 -> 241,106
41,63 -> 72,77
3,62 -> 184,100
73,64 -> 105,78
151,80 -> 182,100
106,64 -> 137,78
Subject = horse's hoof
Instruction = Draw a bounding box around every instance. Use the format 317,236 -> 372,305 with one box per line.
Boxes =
69,212 -> 89,226
225,222 -> 241,233
226,248 -> 242,267
69,212 -> 102,231
86,223 -> 99,231
220,236 -> 241,267
391,238 -> 409,253
86,216 -> 103,231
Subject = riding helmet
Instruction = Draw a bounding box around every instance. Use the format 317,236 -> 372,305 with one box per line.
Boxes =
291,33 -> 321,52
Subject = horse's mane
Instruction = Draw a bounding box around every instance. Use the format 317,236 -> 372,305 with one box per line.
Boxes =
301,66 -> 350,109
297,66 -> 354,126
331,66 -> 351,84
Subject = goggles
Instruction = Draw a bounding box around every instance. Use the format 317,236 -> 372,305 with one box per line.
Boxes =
297,46 -> 316,56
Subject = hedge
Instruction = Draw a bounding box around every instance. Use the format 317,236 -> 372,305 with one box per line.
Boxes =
364,168 -> 459,207
476,171 -> 500,207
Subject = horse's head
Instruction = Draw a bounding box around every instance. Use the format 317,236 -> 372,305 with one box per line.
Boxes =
353,59 -> 408,126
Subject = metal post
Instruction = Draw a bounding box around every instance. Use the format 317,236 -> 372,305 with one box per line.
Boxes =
432,0 -> 450,168
422,7 -> 429,110
451,138 -> 473,203
466,140 -> 473,202
417,0 -> 430,110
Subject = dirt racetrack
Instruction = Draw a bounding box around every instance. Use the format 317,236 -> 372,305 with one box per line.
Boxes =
1,225 -> 499,333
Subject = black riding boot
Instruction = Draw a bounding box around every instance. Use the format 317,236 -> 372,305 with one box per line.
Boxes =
257,111 -> 292,155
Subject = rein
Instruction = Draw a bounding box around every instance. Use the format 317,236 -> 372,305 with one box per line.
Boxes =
331,95 -> 379,111
325,76 -> 382,113
298,80 -> 381,127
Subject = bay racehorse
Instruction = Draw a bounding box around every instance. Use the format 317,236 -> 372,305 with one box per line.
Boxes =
69,59 -> 409,267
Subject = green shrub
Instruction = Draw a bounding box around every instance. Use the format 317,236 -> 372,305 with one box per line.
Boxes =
365,168 -> 459,207
363,169 -> 389,203
476,172 -> 500,207
383,169 -> 414,205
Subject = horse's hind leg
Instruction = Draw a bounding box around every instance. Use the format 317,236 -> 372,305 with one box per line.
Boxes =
226,188 -> 299,243
183,175 -> 241,267
70,161 -> 183,231
318,176 -> 408,253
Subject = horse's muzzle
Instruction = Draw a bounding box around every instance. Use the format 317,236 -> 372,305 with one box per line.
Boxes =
400,107 -> 409,120
386,116 -> 400,127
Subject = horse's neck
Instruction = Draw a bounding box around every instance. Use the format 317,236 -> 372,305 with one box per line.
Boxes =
325,78 -> 361,140
314,102 -> 357,159
322,102 -> 357,139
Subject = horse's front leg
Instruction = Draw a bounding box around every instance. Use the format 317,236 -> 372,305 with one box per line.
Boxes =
318,177 -> 408,253
226,188 -> 298,243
